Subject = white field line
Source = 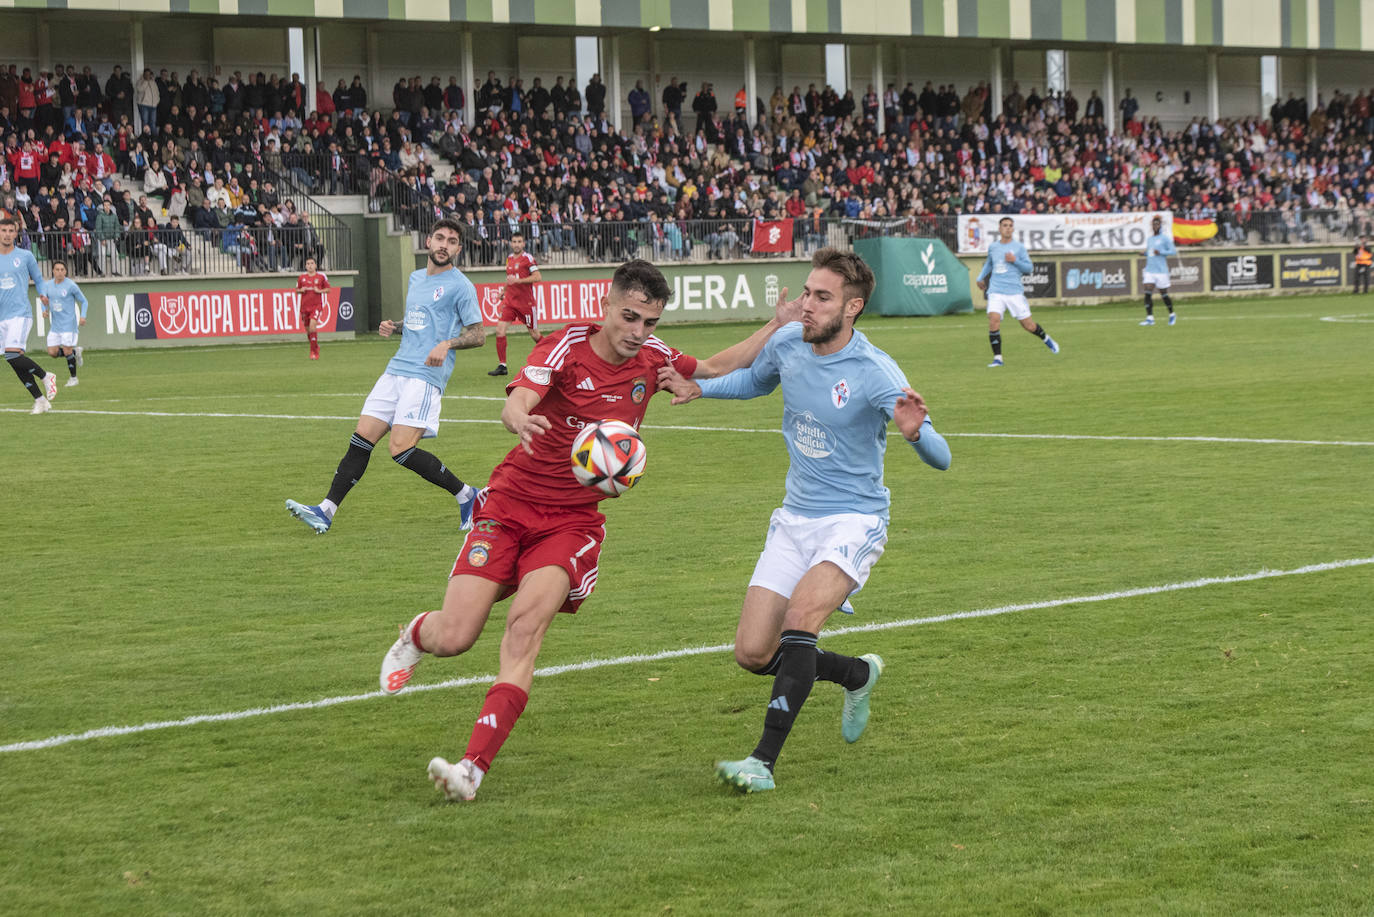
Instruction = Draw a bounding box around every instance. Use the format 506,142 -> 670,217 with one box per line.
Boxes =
5,405 -> 1372,448
3,555 -> 1371,755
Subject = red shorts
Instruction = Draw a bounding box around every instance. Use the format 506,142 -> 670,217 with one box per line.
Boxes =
449,488 -> 606,614
499,298 -> 536,330
299,304 -> 323,325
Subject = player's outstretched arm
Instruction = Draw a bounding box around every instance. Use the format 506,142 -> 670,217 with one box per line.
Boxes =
895,388 -> 951,471
501,385 -> 552,455
655,365 -> 702,405
690,286 -> 800,378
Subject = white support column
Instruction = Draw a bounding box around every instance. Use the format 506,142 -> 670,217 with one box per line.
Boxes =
873,42 -> 885,132
990,43 -> 1004,121
303,28 -> 319,110
1207,50 -> 1220,122
649,35 -> 659,118
1104,49 -> 1117,133
460,27 -> 475,126
607,35 -> 622,131
365,26 -> 380,118
131,18 -> 145,132
1306,54 -> 1318,113
744,37 -> 758,129
37,17 -> 52,73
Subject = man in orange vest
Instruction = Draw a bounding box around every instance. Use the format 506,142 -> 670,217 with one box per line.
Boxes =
1353,237 -> 1371,293
734,86 -> 747,118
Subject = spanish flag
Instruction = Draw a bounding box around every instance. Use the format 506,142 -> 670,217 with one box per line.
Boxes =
1173,218 -> 1218,244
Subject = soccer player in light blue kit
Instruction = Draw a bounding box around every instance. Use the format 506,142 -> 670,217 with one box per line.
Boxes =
1140,214 -> 1179,325
0,215 -> 60,413
286,217 -> 486,534
658,248 -> 952,794
976,215 -> 1059,367
42,260 -> 89,388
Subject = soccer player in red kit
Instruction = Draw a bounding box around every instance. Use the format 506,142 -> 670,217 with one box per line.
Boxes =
486,230 -> 542,376
295,256 -> 329,359
380,259 -> 800,802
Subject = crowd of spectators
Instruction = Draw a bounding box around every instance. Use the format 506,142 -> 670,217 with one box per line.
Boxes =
4,57 -> 1374,274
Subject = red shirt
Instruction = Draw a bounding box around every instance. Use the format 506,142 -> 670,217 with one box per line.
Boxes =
489,323 -> 698,507
504,251 -> 538,310
297,271 -> 329,310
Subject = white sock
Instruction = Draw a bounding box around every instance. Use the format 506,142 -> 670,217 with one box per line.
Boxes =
455,484 -> 476,503
320,499 -> 338,518
464,758 -> 486,789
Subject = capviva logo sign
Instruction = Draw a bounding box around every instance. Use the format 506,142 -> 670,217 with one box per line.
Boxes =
902,242 -> 948,292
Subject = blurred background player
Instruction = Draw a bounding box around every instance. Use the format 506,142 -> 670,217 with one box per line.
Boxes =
487,230 -> 542,377
295,256 -> 330,359
1141,215 -> 1179,326
976,216 -> 1059,367
41,261 -> 88,387
657,248 -> 951,794
0,216 -> 60,414
285,218 -> 485,534
379,259 -> 800,803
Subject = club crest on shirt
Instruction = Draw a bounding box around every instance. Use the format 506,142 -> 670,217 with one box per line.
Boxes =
831,379 -> 850,409
630,378 -> 647,403
432,286 -> 445,301
466,540 -> 492,567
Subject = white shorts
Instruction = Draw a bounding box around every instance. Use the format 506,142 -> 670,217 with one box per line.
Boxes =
749,507 -> 888,613
360,372 -> 442,438
1,316 -> 33,351
1142,270 -> 1171,290
47,331 -> 78,348
987,292 -> 1032,320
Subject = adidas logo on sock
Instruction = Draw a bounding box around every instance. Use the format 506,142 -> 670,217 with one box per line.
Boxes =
577,376 -> 595,391
767,696 -> 790,712
477,713 -> 498,728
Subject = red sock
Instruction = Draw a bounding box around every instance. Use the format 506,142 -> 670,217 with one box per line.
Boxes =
495,334 -> 507,364
463,682 -> 528,773
308,331 -> 318,351
408,611 -> 430,652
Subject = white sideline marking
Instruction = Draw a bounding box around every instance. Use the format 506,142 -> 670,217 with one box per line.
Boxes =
3,555 -> 1370,755
5,405 -> 1371,448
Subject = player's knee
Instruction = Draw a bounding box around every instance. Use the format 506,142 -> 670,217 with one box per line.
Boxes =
46,347 -> 59,357
734,643 -> 774,671
425,610 -> 479,657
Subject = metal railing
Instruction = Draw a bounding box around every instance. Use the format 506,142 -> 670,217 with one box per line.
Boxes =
17,224 -> 353,279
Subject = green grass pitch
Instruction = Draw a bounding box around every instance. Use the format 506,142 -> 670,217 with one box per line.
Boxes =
2,294 -> 1370,915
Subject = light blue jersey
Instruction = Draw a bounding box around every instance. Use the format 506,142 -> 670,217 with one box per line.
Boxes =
697,323 -> 950,522
385,266 -> 481,390
0,246 -> 44,322
977,239 -> 1033,296
1143,231 -> 1177,275
42,277 -> 89,335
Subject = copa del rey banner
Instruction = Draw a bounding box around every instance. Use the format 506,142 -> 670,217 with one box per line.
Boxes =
751,219 -> 794,253
133,286 -> 356,340
956,212 -> 1172,254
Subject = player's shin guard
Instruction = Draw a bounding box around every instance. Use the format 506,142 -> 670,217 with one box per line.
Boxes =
815,648 -> 871,691
325,433 -> 375,506
1029,323 -> 1048,340
751,630 -> 818,770
1161,293 -> 1174,312
7,353 -> 43,398
988,330 -> 1002,357
463,682 -> 529,773
65,352 -> 78,377
393,446 -> 465,496
1144,293 -> 1154,316
495,334 -> 508,365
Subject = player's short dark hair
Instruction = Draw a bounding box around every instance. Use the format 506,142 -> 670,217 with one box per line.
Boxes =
611,259 -> 671,306
998,216 -> 1014,227
430,216 -> 463,238
51,259 -> 67,270
510,230 -> 524,239
0,215 -> 17,228
811,247 -> 875,315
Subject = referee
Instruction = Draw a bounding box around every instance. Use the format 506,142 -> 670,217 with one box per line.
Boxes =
1353,237 -> 1371,293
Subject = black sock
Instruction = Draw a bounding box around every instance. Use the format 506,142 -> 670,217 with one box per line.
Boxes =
988,330 -> 1002,357
393,445 -> 465,495
66,353 -> 78,377
325,433 -> 375,506
1162,293 -> 1173,313
1030,323 -> 1048,340
1144,293 -> 1154,316
7,355 -> 42,398
751,630 -> 818,771
815,649 -> 870,691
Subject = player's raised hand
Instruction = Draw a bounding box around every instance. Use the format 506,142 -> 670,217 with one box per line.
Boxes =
1004,250 -> 1017,262
774,285 -> 803,325
656,365 -> 702,405
514,413 -> 552,455
894,387 -> 929,441
378,319 -> 398,337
